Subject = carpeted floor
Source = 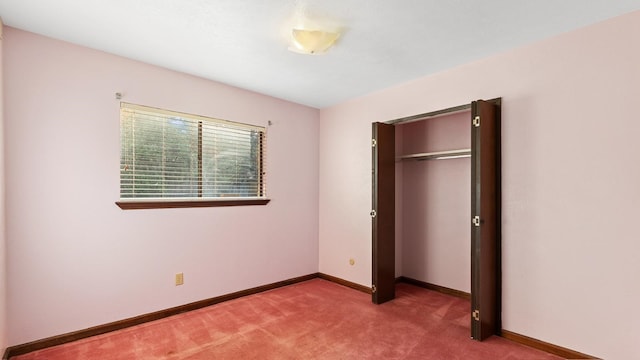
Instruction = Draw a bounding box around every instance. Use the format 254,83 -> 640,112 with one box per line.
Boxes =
12,279 -> 564,359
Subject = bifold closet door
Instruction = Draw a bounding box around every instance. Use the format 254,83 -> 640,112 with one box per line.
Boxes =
371,122 -> 395,304
470,99 -> 501,340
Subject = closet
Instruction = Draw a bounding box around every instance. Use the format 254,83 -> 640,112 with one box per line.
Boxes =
398,109 -> 471,295
371,99 -> 501,341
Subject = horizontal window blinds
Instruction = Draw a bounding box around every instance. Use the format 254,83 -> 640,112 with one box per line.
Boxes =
120,103 -> 266,199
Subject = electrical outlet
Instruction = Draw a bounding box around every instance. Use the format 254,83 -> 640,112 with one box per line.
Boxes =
175,273 -> 184,286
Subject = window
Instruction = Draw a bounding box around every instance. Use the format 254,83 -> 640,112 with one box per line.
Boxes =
116,103 -> 269,209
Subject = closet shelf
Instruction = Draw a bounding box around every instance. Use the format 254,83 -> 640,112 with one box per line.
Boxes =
398,148 -> 471,161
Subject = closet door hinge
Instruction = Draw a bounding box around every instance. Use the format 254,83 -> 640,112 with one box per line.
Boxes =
472,310 -> 480,321
372,284 -> 377,293
472,216 -> 481,227
370,210 -> 377,218
372,139 -> 377,147
473,116 -> 480,127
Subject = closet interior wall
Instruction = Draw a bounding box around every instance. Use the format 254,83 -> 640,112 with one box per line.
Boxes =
395,110 -> 472,293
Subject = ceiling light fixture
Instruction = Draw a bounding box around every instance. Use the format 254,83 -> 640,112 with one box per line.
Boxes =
288,28 -> 340,55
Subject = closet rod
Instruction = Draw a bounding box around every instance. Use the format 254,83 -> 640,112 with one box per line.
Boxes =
398,148 -> 471,161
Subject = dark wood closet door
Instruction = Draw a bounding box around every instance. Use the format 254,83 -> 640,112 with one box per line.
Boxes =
470,99 -> 501,340
371,122 -> 395,304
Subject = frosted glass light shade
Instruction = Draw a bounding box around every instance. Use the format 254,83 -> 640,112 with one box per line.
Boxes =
289,29 -> 340,55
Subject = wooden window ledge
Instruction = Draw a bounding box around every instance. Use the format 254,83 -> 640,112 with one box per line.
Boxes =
116,198 -> 271,210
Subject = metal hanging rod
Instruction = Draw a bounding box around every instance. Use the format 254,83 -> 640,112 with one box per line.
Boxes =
398,148 -> 471,161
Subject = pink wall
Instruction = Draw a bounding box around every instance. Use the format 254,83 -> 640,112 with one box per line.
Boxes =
319,11 -> 640,359
397,112 -> 470,292
0,20 -> 7,353
4,28 -> 319,345
394,125 -> 403,277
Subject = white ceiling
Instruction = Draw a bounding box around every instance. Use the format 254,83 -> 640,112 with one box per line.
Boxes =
1,1 -> 639,109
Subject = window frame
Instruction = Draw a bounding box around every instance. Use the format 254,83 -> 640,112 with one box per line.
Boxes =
116,103 -> 270,210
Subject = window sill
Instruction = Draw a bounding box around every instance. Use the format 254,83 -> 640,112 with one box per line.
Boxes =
116,198 -> 271,210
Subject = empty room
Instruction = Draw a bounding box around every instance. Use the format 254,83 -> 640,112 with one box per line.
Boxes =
0,1 -> 639,359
